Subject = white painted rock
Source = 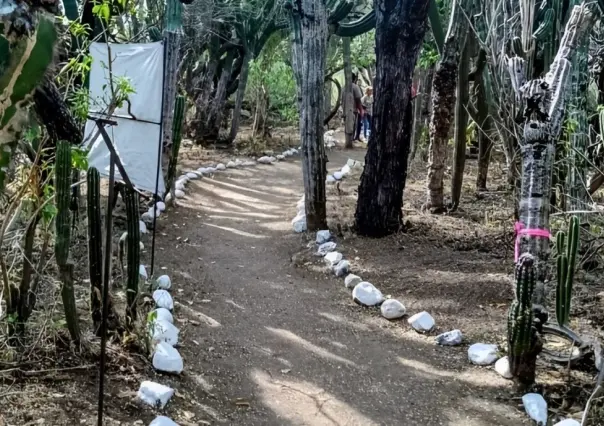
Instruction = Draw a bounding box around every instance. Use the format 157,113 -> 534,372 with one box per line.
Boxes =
344,274 -> 362,289
522,393 -> 547,426
153,307 -> 173,324
553,420 -> 580,426
155,275 -> 172,290
235,159 -> 243,166
326,175 -> 336,183
435,329 -> 463,346
276,154 -> 285,160
333,171 -> 343,180
352,282 -> 385,306
186,172 -> 199,179
317,242 -> 337,256
165,193 -> 172,203
153,341 -> 183,374
153,289 -> 174,310
347,158 -> 358,168
138,381 -> 174,409
316,230 -> 331,244
468,343 -> 499,365
177,175 -> 189,183
283,150 -> 292,157
324,251 -> 343,267
381,299 -> 406,319
495,356 -> 513,379
408,311 -> 435,332
142,212 -> 153,223
139,265 -> 148,280
150,416 -> 179,426
292,213 -> 307,233
150,318 -> 179,346
175,181 -> 185,191
155,201 -> 166,212
242,160 -> 256,167
216,163 -> 226,170
197,167 -> 209,175
147,207 -> 160,219
139,220 -> 148,234
226,161 -> 236,168
175,189 -> 185,199
334,260 -> 350,277
267,156 -> 276,163
292,148 -> 298,154
296,197 -> 305,212
206,166 -> 217,173
341,164 -> 351,176
257,156 -> 272,164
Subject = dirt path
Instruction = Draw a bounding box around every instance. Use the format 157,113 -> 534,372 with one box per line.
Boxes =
153,150 -> 528,425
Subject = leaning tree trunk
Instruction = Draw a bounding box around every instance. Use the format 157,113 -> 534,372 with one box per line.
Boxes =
289,0 -> 329,231
228,49 -> 252,144
342,37 -> 354,148
475,67 -> 494,191
507,5 -> 594,386
204,50 -> 235,142
355,0 -> 431,237
425,0 -> 471,213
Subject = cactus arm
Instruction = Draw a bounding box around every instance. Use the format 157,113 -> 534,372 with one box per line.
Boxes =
87,167 -> 103,330
334,10 -> 375,38
328,0 -> 354,24
564,216 -> 579,324
124,186 -> 140,322
148,26 -> 162,41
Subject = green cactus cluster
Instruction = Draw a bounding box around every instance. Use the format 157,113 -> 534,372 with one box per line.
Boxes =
124,186 -> 141,321
507,253 -> 537,376
87,167 -> 104,329
555,216 -> 579,327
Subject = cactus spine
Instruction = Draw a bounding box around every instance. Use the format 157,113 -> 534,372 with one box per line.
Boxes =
166,95 -> 185,200
555,216 -> 579,326
55,141 -> 80,341
87,167 -> 103,331
124,186 -> 140,322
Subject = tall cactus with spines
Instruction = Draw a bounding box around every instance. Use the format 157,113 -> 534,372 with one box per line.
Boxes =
508,253 -> 541,385
148,26 -> 162,42
55,141 -> 80,341
124,186 -> 140,322
166,95 -> 185,201
556,216 -> 579,327
87,167 -> 103,331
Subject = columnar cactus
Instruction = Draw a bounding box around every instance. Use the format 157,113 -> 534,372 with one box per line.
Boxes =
556,216 -> 579,327
166,95 -> 185,200
124,186 -> 140,322
87,167 -> 103,330
55,141 -> 80,341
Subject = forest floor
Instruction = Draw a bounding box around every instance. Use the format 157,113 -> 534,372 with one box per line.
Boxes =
2,130 -> 603,425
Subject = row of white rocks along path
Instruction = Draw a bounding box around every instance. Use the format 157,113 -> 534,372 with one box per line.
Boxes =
291,159 -> 574,426
133,148 -> 300,426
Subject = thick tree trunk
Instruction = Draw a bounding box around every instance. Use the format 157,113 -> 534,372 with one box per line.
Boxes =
342,37 -> 354,148
289,0 -> 329,230
34,77 -> 82,145
228,50 -> 252,144
355,0 -> 431,237
475,69 -> 493,191
450,38 -> 471,210
425,0 -> 471,213
204,50 -> 235,142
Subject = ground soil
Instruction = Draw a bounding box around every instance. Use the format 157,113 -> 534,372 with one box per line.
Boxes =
2,133 -> 603,425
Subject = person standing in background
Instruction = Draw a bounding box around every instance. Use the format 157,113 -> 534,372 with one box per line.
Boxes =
361,86 -> 373,142
352,73 -> 364,142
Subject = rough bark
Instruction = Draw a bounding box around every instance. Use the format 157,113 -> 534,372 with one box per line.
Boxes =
355,0 -> 431,237
410,66 -> 434,162
33,77 -> 82,145
425,0 -> 471,213
289,0 -> 329,230
204,50 -> 235,142
342,37 -> 354,148
450,38 -> 471,210
228,50 -> 252,144
475,68 -> 493,191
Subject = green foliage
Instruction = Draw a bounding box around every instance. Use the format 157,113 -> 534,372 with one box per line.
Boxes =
556,216 -> 579,326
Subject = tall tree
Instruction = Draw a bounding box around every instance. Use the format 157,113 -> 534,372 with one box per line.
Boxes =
355,0 -> 430,237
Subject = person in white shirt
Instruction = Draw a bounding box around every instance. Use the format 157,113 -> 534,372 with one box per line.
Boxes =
361,86 -> 373,141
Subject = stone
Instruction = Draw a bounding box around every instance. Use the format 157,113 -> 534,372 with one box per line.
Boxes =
235,159 -> 243,166
137,381 -> 174,409
340,164 -> 351,176
175,181 -> 185,191
242,161 -> 256,166
334,260 -> 350,277
268,156 -> 276,163
177,175 -> 189,183
352,282 -> 385,306
408,311 -> 435,333
292,213 -> 307,233
139,220 -> 148,234
226,161 -> 236,168
139,265 -> 148,280
522,393 -> 547,426
316,230 -> 331,244
317,242 -> 337,256
153,307 -> 173,324
291,148 -> 298,154
147,207 -> 160,219
197,167 -> 209,175
155,275 -> 171,290
150,319 -> 179,346
165,193 -> 173,203
175,189 -> 185,199
150,416 -> 179,426
346,158 -> 358,168
206,166 -> 217,173
324,251 -> 343,267
344,274 -> 362,289
155,201 -> 166,212
186,172 -> 199,179
153,289 -> 174,310
380,299 -> 406,319
333,171 -> 343,180
326,175 -> 336,183
141,212 -> 153,223
468,343 -> 499,365
152,342 -> 183,374
216,163 -> 226,170
494,356 -> 513,379
276,154 -> 285,160
435,329 -> 463,346
257,156 -> 272,164
553,420 -> 580,426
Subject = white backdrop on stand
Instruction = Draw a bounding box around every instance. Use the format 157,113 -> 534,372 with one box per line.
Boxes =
84,41 -> 165,194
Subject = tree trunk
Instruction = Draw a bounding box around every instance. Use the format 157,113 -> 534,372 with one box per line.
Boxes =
425,0 -> 471,213
355,0 -> 431,237
204,50 -> 235,142
450,37 -> 471,210
289,0 -> 329,231
342,37 -> 354,148
228,49 -> 252,144
475,68 -> 493,191
411,66 -> 434,162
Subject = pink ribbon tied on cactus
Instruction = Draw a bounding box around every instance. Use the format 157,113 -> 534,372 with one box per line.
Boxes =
514,222 -> 552,262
